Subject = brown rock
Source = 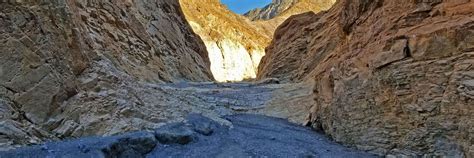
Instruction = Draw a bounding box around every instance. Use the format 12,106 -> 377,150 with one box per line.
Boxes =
244,0 -> 301,21
258,0 -> 474,156
0,0 -> 213,148
249,0 -> 337,37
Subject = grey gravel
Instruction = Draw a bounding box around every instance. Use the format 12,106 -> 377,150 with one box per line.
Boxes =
0,114 -> 378,158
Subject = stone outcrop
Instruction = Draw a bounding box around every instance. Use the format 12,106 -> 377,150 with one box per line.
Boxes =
245,0 -> 336,21
0,0 -> 214,149
246,0 -> 336,34
244,0 -> 300,21
179,0 -> 271,82
258,0 -> 474,156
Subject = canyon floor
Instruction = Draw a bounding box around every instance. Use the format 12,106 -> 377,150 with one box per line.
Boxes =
1,81 -> 376,157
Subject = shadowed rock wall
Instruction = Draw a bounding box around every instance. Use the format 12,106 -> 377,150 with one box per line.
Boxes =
0,0 -> 213,149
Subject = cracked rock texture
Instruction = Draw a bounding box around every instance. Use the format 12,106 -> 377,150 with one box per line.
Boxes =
258,0 -> 474,156
0,0 -> 214,149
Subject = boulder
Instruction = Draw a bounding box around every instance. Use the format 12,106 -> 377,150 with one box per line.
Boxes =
154,123 -> 194,145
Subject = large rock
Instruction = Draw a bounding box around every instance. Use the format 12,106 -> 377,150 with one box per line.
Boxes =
186,113 -> 218,136
0,0 -> 213,148
258,0 -> 474,156
0,131 -> 157,158
154,122 -> 194,145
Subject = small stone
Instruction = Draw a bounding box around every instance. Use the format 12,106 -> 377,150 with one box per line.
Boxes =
255,78 -> 281,85
53,120 -> 79,137
461,80 -> 474,88
412,3 -> 432,13
386,155 -> 397,158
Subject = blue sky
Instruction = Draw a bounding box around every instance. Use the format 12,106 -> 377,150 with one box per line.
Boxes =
220,0 -> 272,14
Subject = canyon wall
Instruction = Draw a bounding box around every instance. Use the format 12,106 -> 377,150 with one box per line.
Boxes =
0,0 -> 213,148
180,0 -> 270,82
258,0 -> 474,156
244,0 -> 300,21
180,0 -> 336,82
247,0 -> 336,35
245,0 -> 336,21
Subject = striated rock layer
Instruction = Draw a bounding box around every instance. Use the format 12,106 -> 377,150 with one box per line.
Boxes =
258,0 -> 474,156
245,0 -> 336,21
244,0 -> 300,21
247,0 -> 336,35
180,0 -> 270,82
0,0 -> 214,149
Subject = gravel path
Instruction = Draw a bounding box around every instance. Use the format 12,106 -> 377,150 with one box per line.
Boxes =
0,82 -> 377,157
1,114 -> 377,158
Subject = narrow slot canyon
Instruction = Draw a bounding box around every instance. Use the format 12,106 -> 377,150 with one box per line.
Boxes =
0,0 -> 473,157
179,0 -> 271,82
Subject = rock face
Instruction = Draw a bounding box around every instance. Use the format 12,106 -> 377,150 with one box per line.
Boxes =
246,0 -> 336,34
258,0 -> 474,156
180,0 -> 271,82
244,0 -> 300,21
0,0 -> 213,149
245,0 -> 335,21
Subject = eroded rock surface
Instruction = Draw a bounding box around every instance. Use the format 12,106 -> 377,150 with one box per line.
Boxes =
0,0 -> 213,149
258,0 -> 474,156
1,63 -> 314,151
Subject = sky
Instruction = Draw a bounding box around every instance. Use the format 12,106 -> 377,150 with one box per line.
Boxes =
220,0 -> 272,14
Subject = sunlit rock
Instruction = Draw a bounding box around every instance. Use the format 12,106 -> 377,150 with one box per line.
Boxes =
180,0 -> 270,82
205,40 -> 264,82
180,0 -> 336,82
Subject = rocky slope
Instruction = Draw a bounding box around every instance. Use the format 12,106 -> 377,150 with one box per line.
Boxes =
0,0 -> 214,149
244,0 -> 299,21
245,0 -> 335,21
258,0 -> 474,156
246,0 -> 336,34
180,0 -> 270,82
